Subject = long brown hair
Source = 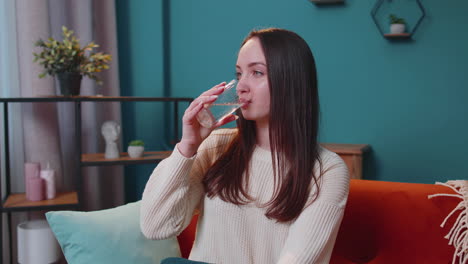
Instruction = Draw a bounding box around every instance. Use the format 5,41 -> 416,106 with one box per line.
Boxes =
203,28 -> 321,222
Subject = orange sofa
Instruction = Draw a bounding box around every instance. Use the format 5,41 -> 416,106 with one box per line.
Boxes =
176,179 -> 458,263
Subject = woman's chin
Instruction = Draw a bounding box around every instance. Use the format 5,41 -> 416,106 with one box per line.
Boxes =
240,110 -> 253,120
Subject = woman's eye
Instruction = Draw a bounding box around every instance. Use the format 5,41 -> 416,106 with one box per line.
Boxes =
235,72 -> 242,79
253,71 -> 263,76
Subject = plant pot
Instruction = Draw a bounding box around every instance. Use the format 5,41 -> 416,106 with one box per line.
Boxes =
57,72 -> 82,96
390,24 -> 406,34
128,146 -> 144,158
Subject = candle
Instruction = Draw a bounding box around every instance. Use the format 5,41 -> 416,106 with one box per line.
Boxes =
26,177 -> 44,201
24,162 -> 40,179
24,162 -> 41,199
40,167 -> 56,200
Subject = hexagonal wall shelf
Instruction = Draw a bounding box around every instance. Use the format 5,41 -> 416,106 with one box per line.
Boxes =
371,0 -> 425,40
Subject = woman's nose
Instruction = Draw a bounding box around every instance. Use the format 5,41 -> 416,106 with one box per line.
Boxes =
236,79 -> 249,94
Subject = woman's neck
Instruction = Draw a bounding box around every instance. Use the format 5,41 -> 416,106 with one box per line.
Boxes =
255,121 -> 270,150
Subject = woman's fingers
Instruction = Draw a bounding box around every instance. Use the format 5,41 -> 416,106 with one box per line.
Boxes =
214,114 -> 238,128
184,95 -> 219,122
200,82 -> 226,97
185,82 -> 226,113
185,94 -> 217,113
179,82 -> 229,154
183,102 -> 204,122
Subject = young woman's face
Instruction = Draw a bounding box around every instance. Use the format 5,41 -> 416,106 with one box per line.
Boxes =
236,37 -> 270,125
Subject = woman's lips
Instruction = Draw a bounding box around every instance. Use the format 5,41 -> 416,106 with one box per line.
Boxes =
239,99 -> 250,109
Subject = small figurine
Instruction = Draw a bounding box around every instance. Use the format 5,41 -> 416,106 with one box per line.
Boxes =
101,120 -> 121,159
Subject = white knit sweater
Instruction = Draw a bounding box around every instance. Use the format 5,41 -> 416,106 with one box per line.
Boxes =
140,128 -> 350,264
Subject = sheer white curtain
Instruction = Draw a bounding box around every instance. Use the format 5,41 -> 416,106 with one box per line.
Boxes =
0,2 -> 24,262
0,0 -> 124,263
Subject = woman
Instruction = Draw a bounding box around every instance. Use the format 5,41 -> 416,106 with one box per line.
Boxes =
140,28 -> 349,264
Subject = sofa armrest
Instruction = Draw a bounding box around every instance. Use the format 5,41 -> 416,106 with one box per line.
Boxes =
330,179 -> 458,263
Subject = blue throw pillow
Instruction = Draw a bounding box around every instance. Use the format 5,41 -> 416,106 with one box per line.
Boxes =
46,201 -> 181,264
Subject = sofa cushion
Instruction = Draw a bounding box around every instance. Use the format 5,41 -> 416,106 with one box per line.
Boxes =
46,201 -> 181,264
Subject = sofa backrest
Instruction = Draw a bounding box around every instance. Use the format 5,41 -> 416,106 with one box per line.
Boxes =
177,214 -> 199,259
177,179 -> 458,263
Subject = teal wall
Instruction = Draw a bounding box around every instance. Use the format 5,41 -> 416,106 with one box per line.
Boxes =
116,0 -> 468,200
116,0 -> 168,201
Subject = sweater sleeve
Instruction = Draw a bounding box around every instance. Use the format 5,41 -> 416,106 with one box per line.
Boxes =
277,151 -> 350,264
140,129 -> 235,240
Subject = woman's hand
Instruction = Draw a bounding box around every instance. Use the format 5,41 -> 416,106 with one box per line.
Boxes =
177,82 -> 237,158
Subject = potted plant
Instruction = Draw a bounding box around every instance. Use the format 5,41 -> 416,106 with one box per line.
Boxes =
128,140 -> 145,158
33,26 -> 112,96
389,14 -> 406,34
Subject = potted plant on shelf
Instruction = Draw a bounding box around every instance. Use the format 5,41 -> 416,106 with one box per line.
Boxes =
128,140 -> 145,158
389,14 -> 406,34
33,26 -> 112,96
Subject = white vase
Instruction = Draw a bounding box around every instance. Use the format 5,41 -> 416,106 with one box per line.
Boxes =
390,24 -> 406,34
127,146 -> 144,158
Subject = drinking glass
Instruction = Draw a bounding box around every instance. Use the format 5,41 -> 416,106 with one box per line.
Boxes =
196,79 -> 241,128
